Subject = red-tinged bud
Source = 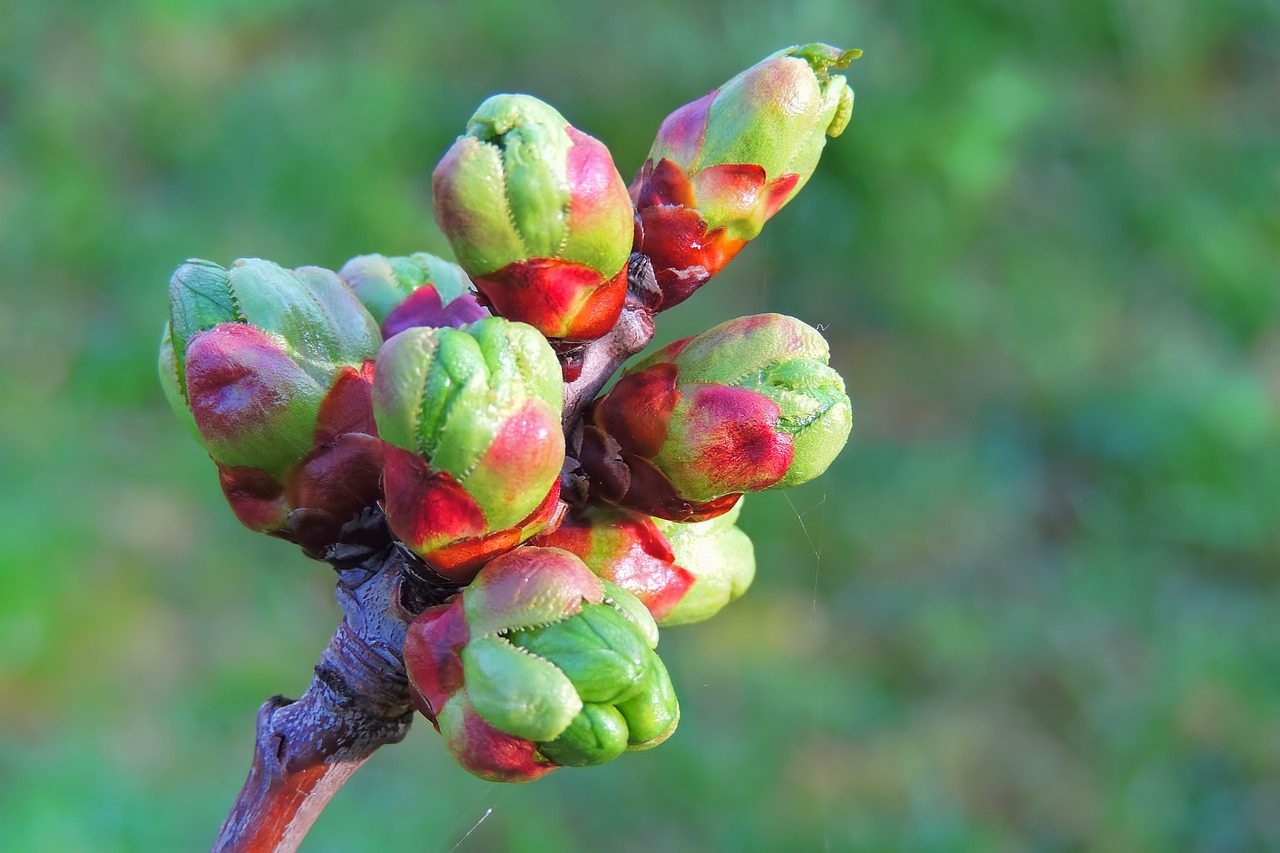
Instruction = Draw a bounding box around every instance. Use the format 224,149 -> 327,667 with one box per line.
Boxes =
576,314 -> 851,520
631,44 -> 859,308
206,355 -> 382,545
435,692 -> 559,783
531,508 -> 693,622
532,502 -> 755,626
280,361 -> 385,555
183,323 -> 326,478
433,95 -> 634,340
403,547 -> 678,781
381,447 -> 566,581
373,319 -> 566,580
183,338 -> 383,555
403,597 -> 471,723
160,258 -> 385,556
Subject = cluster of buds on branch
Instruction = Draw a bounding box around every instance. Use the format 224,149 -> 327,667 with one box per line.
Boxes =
161,43 -> 858,799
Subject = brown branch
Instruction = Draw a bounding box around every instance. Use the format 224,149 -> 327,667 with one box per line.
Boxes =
213,541 -> 426,852
212,260 -> 657,852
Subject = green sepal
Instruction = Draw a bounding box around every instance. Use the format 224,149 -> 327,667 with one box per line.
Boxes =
507,604 -> 649,705
371,323 -> 498,470
228,260 -> 381,387
600,579 -> 659,649
616,649 -> 680,748
158,321 -> 199,438
537,703 -> 629,767
433,137 -> 529,274
461,634 -> 582,742
466,316 -> 564,415
465,94 -> 573,258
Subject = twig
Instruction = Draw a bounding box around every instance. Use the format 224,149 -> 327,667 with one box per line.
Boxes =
213,542 -> 424,852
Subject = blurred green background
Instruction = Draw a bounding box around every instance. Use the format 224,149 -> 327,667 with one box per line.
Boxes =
2,0 -> 1277,850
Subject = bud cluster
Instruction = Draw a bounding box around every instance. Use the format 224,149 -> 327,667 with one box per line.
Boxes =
159,44 -> 858,783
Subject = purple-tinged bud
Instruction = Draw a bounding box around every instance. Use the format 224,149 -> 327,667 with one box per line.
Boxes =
338,251 -> 489,339
631,44 -> 859,308
433,95 -> 634,340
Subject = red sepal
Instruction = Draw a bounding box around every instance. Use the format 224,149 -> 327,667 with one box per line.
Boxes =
421,483 -> 567,583
403,599 -> 470,724
635,203 -> 746,310
216,463 -> 289,532
451,700 -> 558,783
475,259 -> 626,341
532,509 -> 696,621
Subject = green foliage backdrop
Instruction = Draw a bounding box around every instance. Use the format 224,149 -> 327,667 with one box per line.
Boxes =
1,1 -> 1276,849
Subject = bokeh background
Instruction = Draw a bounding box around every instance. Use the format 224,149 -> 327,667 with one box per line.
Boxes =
2,0 -> 1277,850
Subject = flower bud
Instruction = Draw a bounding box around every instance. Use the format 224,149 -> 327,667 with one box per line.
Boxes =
576,314 -> 851,520
372,318 -> 566,580
632,44 -> 859,308
651,501 -> 754,626
338,251 -> 488,339
532,507 -> 691,622
403,547 -> 678,782
433,94 -> 634,340
533,501 -> 754,626
160,258 -> 384,554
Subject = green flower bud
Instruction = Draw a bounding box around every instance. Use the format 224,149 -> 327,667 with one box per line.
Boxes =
533,503 -> 755,627
160,257 -> 384,554
632,44 -> 860,308
373,318 -> 565,579
652,499 -> 755,626
433,95 -> 635,340
657,44 -> 858,208
402,547 -> 680,781
580,314 -> 851,519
